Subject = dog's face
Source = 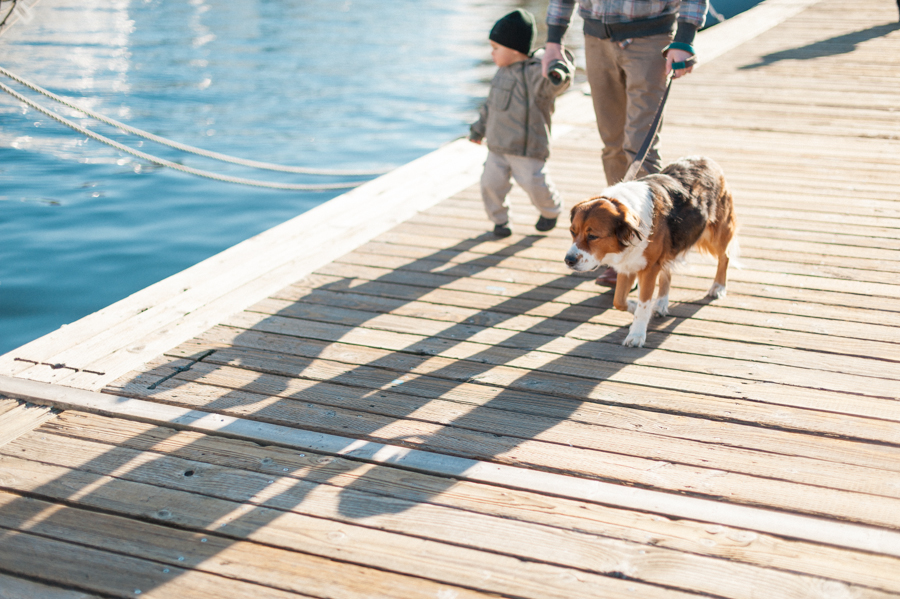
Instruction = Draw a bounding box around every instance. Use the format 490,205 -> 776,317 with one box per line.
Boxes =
564,197 -> 642,271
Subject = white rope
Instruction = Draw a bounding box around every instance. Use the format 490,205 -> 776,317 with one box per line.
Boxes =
0,64 -> 392,177
707,1 -> 726,24
0,80 -> 363,190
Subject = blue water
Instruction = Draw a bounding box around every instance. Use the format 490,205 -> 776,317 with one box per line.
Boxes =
0,0 -> 565,355
0,0 -> 754,356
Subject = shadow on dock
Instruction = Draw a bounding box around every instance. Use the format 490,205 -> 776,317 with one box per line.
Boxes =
740,21 -> 900,69
0,230 -> 715,594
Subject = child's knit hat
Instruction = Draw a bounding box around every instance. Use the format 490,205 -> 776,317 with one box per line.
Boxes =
489,9 -> 536,56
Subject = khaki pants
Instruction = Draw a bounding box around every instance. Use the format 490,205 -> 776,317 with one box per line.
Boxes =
480,151 -> 562,225
584,33 -> 671,185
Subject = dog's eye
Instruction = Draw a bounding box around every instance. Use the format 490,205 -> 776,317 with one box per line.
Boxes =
587,234 -> 599,241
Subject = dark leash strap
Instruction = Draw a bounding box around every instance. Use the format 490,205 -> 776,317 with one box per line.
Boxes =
621,56 -> 695,183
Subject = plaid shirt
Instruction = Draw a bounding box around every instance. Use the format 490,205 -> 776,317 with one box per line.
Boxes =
548,0 -> 707,29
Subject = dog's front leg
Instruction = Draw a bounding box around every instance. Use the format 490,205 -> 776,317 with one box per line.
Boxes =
623,267 -> 659,348
612,272 -> 637,311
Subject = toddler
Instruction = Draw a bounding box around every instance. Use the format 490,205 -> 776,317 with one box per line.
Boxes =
469,9 -> 573,237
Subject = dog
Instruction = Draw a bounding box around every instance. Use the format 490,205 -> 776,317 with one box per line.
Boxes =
564,156 -> 737,347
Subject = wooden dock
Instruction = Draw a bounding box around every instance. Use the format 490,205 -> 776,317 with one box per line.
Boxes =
2,0 -> 900,597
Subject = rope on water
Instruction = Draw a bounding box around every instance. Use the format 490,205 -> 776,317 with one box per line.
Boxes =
0,80 -> 364,190
0,63 -> 389,177
0,65 -> 390,176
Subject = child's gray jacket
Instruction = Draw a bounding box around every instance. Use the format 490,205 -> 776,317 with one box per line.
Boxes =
469,48 -> 573,161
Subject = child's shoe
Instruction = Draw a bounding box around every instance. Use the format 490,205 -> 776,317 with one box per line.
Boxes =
535,216 -> 557,232
493,223 -> 512,238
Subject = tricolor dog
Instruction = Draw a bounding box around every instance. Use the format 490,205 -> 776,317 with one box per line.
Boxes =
565,156 -> 737,347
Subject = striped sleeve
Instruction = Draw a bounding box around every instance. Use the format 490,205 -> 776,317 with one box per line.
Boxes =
546,0 -> 577,27
678,0 -> 708,29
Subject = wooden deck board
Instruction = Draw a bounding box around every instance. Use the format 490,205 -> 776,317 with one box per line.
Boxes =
1,415 -> 898,599
33,412 -> 900,592
2,0 -> 900,596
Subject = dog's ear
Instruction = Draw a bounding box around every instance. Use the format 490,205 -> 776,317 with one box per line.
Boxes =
611,199 -> 643,247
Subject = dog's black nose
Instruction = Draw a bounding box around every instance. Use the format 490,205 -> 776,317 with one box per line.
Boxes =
564,252 -> 578,267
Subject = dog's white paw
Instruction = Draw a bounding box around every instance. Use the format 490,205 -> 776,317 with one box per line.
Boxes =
654,296 -> 669,317
707,283 -> 727,299
626,299 -> 638,314
622,332 -> 646,347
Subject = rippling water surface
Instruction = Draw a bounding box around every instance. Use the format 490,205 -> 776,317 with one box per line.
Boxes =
0,0 -> 575,354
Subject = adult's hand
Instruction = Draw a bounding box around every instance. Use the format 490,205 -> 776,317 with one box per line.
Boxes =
665,48 -> 695,78
542,42 -> 565,78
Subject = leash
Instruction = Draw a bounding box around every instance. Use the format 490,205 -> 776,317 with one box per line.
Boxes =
621,55 -> 695,183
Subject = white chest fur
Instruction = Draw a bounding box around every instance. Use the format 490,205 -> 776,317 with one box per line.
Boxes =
599,181 -> 653,274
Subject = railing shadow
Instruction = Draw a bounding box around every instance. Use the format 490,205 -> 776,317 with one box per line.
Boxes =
0,230 -> 715,593
740,22 -> 900,70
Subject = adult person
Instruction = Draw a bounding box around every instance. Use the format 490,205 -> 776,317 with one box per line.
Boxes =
542,0 -> 708,286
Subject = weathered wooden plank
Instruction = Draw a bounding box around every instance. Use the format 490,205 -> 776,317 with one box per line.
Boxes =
424,199 -> 900,247
251,292 -> 893,381
558,125 -> 900,167
7,374 -> 900,560
554,155 -> 900,194
114,357 -> 900,482
0,398 -> 21,417
0,573 -> 105,599
45,410 -> 900,594
663,114 -> 900,139
0,491 -> 496,599
286,263 -> 900,362
353,222 -> 900,286
5,430 -> 898,599
125,345 -> 900,452
0,402 -> 56,449
0,5 -> 898,599
660,83 -> 900,112
0,525 -> 311,599
392,217 -> 900,260
665,103 -> 900,129
333,245 -> 900,323
0,451 -> 707,599
451,185 -> 900,227
553,153 -> 900,186
119,343 -> 900,448
211,311 -> 900,408
354,236 -> 900,319
690,0 -> 825,65
246,296 -> 897,390
396,214 -> 900,263
313,254 -> 900,323
110,352 -> 900,527
357,235 -> 900,283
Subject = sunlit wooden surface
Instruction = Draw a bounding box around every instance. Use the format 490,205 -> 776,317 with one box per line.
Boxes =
2,1 -> 899,597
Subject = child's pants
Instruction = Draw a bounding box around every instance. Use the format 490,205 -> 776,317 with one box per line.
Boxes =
480,151 -> 562,225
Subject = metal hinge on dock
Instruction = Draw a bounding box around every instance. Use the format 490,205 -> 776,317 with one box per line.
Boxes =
13,357 -> 105,376
147,349 -> 217,390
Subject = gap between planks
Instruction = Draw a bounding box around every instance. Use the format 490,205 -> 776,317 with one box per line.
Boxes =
2,374 -> 899,559
5,419 -> 899,599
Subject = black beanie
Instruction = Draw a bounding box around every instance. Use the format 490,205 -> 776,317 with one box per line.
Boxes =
489,9 -> 536,56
